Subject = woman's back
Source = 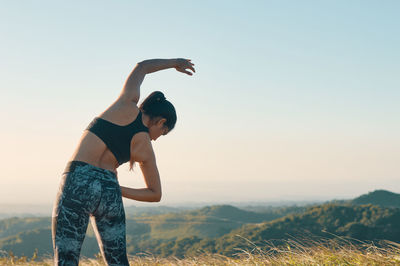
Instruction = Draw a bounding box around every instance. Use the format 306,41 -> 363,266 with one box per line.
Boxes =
69,100 -> 141,174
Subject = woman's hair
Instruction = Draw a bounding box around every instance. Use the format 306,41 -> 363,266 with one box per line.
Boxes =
139,91 -> 177,131
130,91 -> 177,170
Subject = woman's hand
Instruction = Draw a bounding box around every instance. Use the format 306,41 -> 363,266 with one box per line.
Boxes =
118,58 -> 195,103
175,58 -> 196,76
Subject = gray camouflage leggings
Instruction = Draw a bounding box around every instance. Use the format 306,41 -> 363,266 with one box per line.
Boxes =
52,161 -> 129,266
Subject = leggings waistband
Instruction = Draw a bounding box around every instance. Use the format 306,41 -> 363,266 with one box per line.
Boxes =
63,161 -> 117,180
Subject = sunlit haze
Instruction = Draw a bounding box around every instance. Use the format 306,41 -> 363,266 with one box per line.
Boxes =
1,1 -> 399,208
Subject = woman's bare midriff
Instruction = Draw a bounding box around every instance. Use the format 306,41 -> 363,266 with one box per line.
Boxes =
68,100 -> 141,176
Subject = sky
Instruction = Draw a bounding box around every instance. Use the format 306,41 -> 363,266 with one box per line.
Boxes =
0,1 -> 399,208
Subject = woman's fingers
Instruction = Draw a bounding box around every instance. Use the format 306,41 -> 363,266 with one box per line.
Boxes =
176,67 -> 193,75
186,65 -> 195,74
185,61 -> 195,72
184,68 -> 194,75
182,69 -> 193,75
185,59 -> 195,66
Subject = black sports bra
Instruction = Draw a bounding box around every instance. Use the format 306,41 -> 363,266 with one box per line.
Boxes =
86,111 -> 149,165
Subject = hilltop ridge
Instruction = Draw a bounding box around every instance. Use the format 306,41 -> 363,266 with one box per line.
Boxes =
1,189 -> 399,258
351,189 -> 400,208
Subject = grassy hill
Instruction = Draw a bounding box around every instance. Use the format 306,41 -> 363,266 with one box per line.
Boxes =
2,240 -> 400,265
0,217 -> 50,239
351,190 -> 400,208
0,228 -> 53,258
0,228 -> 100,258
133,205 -> 301,241
1,190 -> 400,259
124,205 -> 186,218
153,204 -> 400,257
0,205 -> 300,258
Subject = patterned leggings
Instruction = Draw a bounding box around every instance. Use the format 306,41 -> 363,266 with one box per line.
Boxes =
52,161 -> 129,266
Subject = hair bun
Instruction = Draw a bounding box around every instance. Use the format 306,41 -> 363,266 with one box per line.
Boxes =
140,91 -> 168,113
156,94 -> 166,102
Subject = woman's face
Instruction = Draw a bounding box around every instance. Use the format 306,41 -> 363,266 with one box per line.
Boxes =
149,118 -> 169,141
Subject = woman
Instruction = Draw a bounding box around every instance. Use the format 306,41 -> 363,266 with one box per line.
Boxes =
51,58 -> 196,265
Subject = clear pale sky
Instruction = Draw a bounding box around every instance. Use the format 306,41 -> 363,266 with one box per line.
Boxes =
1,1 -> 399,206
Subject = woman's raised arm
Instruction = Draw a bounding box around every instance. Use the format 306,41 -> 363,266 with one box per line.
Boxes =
118,58 -> 195,103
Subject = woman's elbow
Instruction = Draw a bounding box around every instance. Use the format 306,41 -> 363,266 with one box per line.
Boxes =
136,61 -> 148,73
154,192 -> 162,202
152,192 -> 162,202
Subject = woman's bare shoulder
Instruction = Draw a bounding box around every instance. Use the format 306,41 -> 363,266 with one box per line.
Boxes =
108,97 -> 140,112
130,132 -> 154,163
99,98 -> 140,124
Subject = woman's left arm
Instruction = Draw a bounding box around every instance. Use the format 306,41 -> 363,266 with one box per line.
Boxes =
118,58 -> 195,103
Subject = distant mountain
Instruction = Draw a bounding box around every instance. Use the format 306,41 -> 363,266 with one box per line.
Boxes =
0,228 -> 52,258
3,190 -> 400,259
125,205 -> 305,255
0,217 -> 50,239
154,204 -> 400,257
197,205 -> 307,222
189,205 -> 284,223
124,205 -> 188,218
129,205 -> 297,242
0,205 -> 303,258
0,228 -> 99,258
351,190 -> 400,208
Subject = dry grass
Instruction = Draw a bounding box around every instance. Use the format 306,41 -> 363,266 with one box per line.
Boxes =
1,238 -> 399,265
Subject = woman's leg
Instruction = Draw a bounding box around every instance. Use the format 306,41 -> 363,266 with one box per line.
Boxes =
90,178 -> 129,266
52,170 -> 101,265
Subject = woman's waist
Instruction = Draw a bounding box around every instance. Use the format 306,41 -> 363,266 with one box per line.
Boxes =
69,153 -> 118,173
63,160 -> 118,180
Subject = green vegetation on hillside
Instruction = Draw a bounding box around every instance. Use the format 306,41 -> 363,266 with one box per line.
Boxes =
148,204 -> 400,257
1,190 -> 399,259
0,205 -> 295,258
0,217 -> 50,239
352,190 -> 400,208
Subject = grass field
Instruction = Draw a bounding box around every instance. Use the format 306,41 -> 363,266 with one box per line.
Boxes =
1,238 -> 399,265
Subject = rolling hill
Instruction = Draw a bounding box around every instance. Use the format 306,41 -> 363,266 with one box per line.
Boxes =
1,190 -> 399,258
0,205 -> 301,258
351,190 -> 400,208
157,203 -> 400,257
